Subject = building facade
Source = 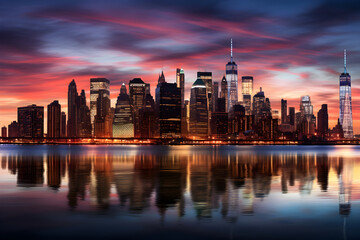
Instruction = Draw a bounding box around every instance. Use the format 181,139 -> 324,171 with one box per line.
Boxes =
47,100 -> 61,138
226,39 -> 238,112
190,78 -> 208,139
18,104 -> 44,138
113,83 -> 134,138
90,78 -> 110,134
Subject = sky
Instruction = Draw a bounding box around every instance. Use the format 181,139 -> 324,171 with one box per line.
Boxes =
1,0 -> 360,133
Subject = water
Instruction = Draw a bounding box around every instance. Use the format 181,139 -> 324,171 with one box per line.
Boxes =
0,145 -> 359,240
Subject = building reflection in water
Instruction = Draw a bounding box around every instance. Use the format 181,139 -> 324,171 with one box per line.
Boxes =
0,147 -> 356,221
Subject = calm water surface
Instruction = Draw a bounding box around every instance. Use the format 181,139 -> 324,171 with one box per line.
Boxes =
0,145 -> 359,240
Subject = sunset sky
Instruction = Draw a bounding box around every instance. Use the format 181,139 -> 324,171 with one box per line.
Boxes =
1,0 -> 360,132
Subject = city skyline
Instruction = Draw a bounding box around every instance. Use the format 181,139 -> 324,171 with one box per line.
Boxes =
1,0 -> 360,132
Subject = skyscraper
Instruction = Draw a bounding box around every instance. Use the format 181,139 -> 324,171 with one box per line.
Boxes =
140,92 -> 157,138
190,78 -> 208,139
212,82 -> 219,112
197,72 -> 212,135
67,80 -> 78,137
113,83 -> 134,138
129,78 -> 146,138
1,126 -> 7,138
60,112 -> 66,137
298,95 -> 316,136
242,76 -> 253,115
94,89 -> 112,138
90,78 -> 110,133
47,100 -> 61,138
339,50 -> 353,138
78,90 -> 92,137
281,99 -> 287,124
8,121 -> 19,138
288,107 -> 295,126
18,104 -> 44,138
176,68 -> 185,108
226,39 -> 238,112
220,75 -> 228,112
317,104 -> 328,139
159,82 -> 181,138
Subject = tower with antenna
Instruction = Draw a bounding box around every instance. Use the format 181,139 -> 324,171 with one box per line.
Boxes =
226,38 -> 238,112
339,49 -> 353,138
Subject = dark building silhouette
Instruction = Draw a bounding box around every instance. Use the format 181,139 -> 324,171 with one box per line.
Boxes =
67,80 -> 78,138
317,104 -> 328,139
159,83 -> 181,138
140,92 -> 157,138
242,76 -> 253,115
212,82 -> 219,112
60,112 -> 66,137
18,104 -> 44,138
8,121 -> 19,137
220,76 -> 228,112
281,99 -> 287,124
47,100 -> 61,138
94,89 -> 112,138
288,107 -> 295,126
90,78 -> 110,134
78,90 -> 92,138
190,78 -> 208,139
129,78 -> 146,138
1,126 -> 7,138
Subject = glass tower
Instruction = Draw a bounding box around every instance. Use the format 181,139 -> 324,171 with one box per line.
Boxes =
339,49 -> 353,139
226,39 -> 238,112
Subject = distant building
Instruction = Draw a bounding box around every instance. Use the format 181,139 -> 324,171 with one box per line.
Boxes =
288,107 -> 295,126
113,83 -> 134,138
94,89 -> 112,138
281,99 -> 287,124
176,68 -> 185,108
90,78 -> 110,134
220,76 -> 228,111
339,50 -> 353,138
1,126 -> 7,138
317,104 -> 328,139
18,104 -> 44,138
212,81 -> 219,113
330,119 -> 344,139
140,92 -> 157,138
78,90 -> 92,137
184,100 -> 190,136
252,87 -> 271,124
60,112 -> 66,137
159,82 -> 181,138
190,78 -> 208,139
8,121 -> 19,137
67,80 -> 78,137
129,78 -> 146,138
242,76 -> 253,115
47,100 -> 61,138
298,95 -> 316,137
197,72 -> 212,135
226,39 -> 238,112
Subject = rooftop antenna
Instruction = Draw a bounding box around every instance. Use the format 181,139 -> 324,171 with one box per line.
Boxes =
231,38 -> 233,62
344,49 -> 347,73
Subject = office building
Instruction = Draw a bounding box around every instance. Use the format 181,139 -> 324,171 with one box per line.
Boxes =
113,83 -> 134,138
1,126 -> 7,138
8,121 -> 19,138
90,78 -> 110,133
129,78 -> 146,138
317,104 -> 328,138
190,78 -> 208,139
220,76 -> 228,111
281,99 -> 287,124
242,76 -> 253,115
47,100 -> 61,138
94,89 -> 112,138
18,104 -> 44,138
60,112 -> 66,137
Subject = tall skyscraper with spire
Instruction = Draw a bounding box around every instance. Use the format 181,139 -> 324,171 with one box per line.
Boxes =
339,49 -> 353,138
226,39 -> 238,112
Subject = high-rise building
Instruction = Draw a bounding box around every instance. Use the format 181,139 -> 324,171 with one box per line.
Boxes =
1,126 -> 7,138
190,78 -> 208,139
298,95 -> 316,136
140,92 -> 157,138
78,90 -> 92,137
8,121 -> 19,137
94,89 -> 112,138
18,104 -> 44,138
197,72 -> 212,135
113,83 -> 134,138
176,68 -> 185,108
212,82 -> 219,112
226,39 -> 238,112
339,50 -> 353,138
60,112 -> 66,137
67,80 -> 78,138
252,87 -> 271,124
184,100 -> 190,137
129,78 -> 146,138
159,82 -> 181,138
242,76 -> 253,115
90,78 -> 110,133
47,100 -> 61,138
288,107 -> 295,126
220,76 -> 228,112
317,104 -> 328,139
281,99 -> 287,124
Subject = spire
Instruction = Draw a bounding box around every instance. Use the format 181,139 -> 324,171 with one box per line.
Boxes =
344,49 -> 347,73
230,38 -> 233,62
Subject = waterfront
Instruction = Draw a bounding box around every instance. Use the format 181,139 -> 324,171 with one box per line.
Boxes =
0,145 -> 359,239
